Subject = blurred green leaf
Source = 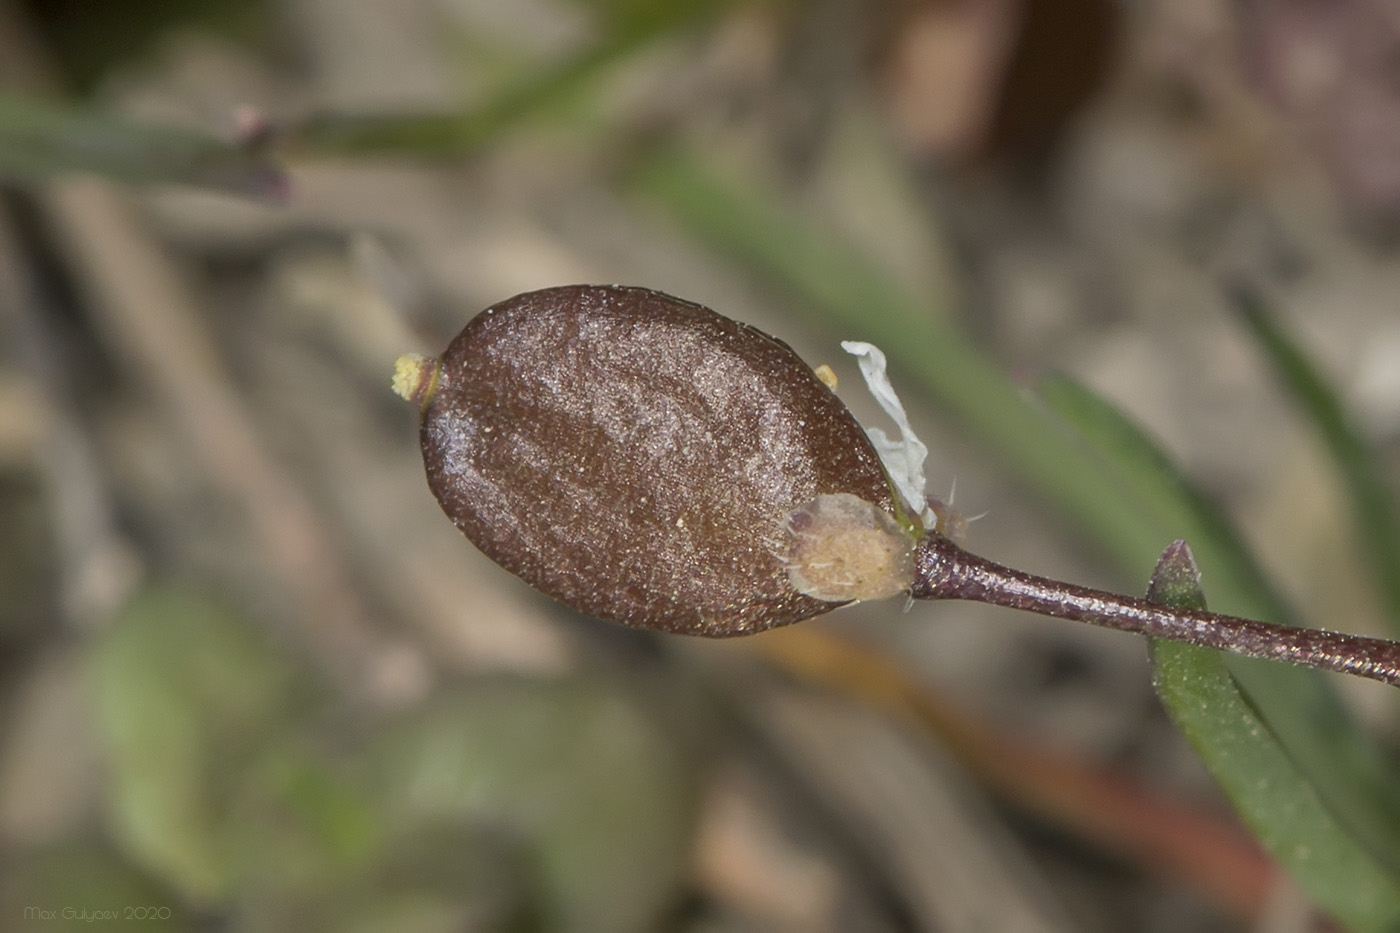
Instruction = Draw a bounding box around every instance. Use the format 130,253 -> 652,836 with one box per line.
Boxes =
89,591 -> 701,929
1147,546 -> 1400,932
372,675 -> 699,933
236,822 -> 538,933
573,0 -> 739,32
90,587 -> 297,903
1040,373 -> 1400,878
627,147 -> 1400,872
1035,373 -> 1288,615
1232,283 -> 1400,636
341,824 -> 539,933
288,0 -> 738,158
0,92 -> 286,199
258,752 -> 378,869
221,744 -> 381,900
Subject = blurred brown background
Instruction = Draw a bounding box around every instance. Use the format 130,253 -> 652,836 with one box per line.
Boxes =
3,0 -> 1400,930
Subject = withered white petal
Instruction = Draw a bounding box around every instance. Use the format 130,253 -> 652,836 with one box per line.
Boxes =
840,341 -> 935,527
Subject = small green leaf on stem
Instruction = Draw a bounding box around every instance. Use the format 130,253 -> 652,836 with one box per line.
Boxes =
1040,372 -> 1400,874
1145,540 -> 1207,612
1148,548 -> 1400,933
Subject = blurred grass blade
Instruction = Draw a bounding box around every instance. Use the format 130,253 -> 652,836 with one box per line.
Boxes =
1231,282 -> 1400,636
1148,543 -> 1400,932
627,146 -> 1400,871
287,0 -> 735,157
91,587 -> 297,903
287,32 -> 643,156
373,676 -> 699,933
627,147 -> 1169,566
0,92 -> 287,199
1040,373 -> 1400,877
1037,372 -> 1289,617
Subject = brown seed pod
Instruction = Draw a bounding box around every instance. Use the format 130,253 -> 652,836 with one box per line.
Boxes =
411,284 -> 901,636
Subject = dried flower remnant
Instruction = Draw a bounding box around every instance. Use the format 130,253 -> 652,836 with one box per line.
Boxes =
784,493 -> 915,601
841,339 -> 976,542
841,340 -> 936,529
404,285 -> 902,636
391,352 -> 439,409
929,494 -> 970,544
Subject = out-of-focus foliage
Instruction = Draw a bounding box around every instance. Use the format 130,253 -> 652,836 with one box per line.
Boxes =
91,588 -> 304,902
371,677 -> 701,932
286,0 -> 741,157
1233,286 -> 1400,636
4,588 -> 699,931
6,0 -> 1400,928
1042,377 -> 1400,929
0,93 -> 287,199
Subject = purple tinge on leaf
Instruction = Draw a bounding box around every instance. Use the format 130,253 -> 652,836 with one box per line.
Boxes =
1146,539 -> 1207,611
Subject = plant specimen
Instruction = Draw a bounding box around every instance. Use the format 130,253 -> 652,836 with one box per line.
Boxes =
393,284 -> 1400,687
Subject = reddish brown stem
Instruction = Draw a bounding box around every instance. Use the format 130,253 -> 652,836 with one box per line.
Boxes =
910,534 -> 1400,688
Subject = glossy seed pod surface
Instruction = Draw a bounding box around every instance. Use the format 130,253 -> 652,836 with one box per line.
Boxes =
420,285 -> 898,635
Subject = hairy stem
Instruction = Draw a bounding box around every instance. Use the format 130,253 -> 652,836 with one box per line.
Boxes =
910,534 -> 1400,688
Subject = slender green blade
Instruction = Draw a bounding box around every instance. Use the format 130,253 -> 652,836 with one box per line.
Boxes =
1232,283 -> 1400,636
0,92 -> 286,199
1041,373 -> 1400,877
287,31 -> 644,156
1148,544 -> 1400,932
1036,373 -> 1293,620
287,0 -> 737,157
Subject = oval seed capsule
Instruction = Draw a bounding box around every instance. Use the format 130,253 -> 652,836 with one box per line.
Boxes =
410,284 -> 904,636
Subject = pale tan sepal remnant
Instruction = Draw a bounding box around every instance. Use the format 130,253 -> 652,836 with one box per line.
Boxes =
929,496 -> 969,544
784,493 -> 916,602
